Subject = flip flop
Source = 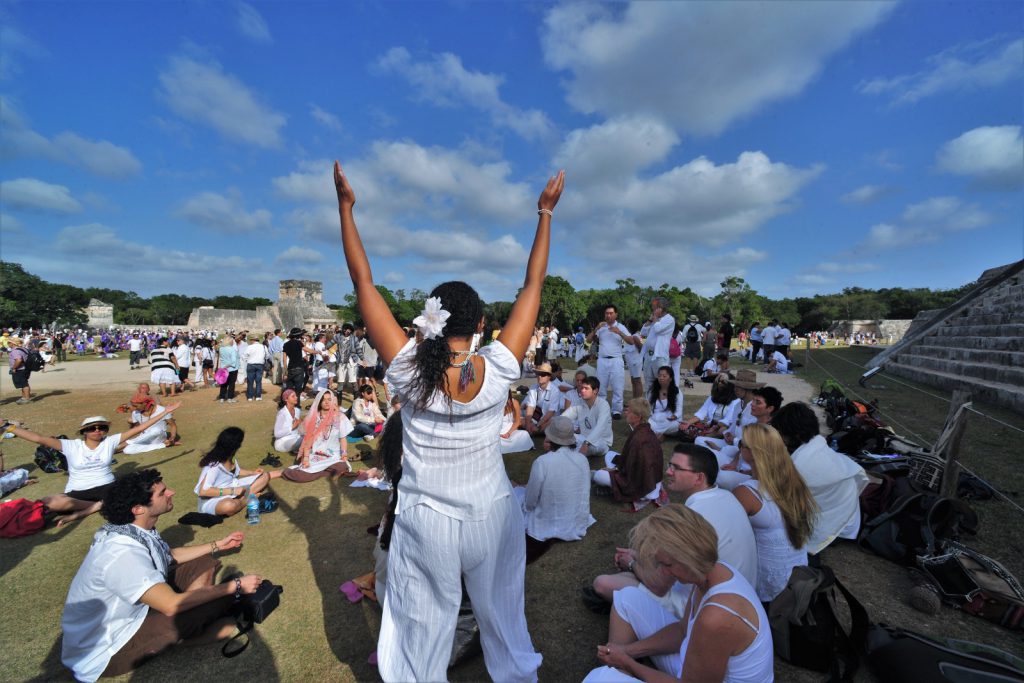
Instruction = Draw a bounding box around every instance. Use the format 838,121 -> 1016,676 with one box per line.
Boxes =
339,581 -> 363,603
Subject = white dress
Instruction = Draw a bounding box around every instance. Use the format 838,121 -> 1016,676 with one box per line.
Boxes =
194,460 -> 259,515
649,395 -> 680,435
499,409 -> 534,454
738,481 -> 808,602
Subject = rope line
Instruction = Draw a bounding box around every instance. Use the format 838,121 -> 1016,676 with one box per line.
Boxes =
810,347 -> 1024,435
803,351 -> 1024,517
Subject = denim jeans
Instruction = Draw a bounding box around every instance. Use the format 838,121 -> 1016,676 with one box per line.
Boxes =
246,364 -> 264,399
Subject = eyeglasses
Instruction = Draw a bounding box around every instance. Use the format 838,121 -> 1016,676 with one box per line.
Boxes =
82,424 -> 109,433
666,462 -> 696,473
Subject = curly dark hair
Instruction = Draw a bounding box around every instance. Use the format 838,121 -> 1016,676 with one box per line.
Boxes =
377,410 -> 404,552
770,401 -> 820,453
101,469 -> 163,524
199,427 -> 245,467
403,281 -> 483,411
649,365 -> 679,414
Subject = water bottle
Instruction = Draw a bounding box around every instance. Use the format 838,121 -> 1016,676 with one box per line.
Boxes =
246,492 -> 261,525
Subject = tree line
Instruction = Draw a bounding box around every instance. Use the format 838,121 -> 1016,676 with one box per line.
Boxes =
1,261 -> 969,333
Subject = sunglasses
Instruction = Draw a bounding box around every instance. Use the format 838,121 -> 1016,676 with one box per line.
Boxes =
82,424 -> 109,433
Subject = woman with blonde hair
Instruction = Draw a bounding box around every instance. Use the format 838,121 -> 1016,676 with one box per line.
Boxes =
592,397 -> 666,511
585,504 -> 773,682
733,423 -> 818,602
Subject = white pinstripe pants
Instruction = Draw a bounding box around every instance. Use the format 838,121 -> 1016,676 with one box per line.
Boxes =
379,495 -> 542,682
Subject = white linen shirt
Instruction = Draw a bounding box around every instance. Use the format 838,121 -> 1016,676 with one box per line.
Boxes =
59,435 -> 122,493
595,323 -> 629,357
686,486 -> 759,588
694,397 -> 742,426
386,339 -> 521,521
62,529 -> 167,682
523,446 -> 596,541
243,342 -> 267,365
640,314 -> 676,359
561,397 -> 613,450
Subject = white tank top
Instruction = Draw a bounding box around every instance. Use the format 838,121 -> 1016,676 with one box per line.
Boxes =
677,563 -> 774,682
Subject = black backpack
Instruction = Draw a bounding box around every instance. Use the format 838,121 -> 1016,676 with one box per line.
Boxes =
25,349 -> 46,372
34,438 -> 69,474
867,623 -> 1024,682
685,325 -> 699,343
768,564 -> 869,682
859,493 -> 978,566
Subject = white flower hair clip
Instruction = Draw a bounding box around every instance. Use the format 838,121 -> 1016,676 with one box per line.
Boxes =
413,297 -> 450,340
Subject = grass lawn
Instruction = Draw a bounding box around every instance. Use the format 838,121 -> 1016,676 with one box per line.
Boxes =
1,350 -> 1022,682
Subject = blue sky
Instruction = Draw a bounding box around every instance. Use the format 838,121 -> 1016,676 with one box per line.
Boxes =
1,1 -> 1021,305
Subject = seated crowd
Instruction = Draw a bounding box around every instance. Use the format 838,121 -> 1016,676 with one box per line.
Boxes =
3,294 -> 870,682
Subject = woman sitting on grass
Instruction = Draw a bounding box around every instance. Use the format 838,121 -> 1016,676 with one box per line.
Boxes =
281,389 -> 353,482
592,398 -> 667,512
273,388 -> 303,454
4,406 -> 181,526
195,427 -> 280,516
678,376 -> 740,440
732,423 -> 817,603
648,366 -> 681,438
350,384 -> 386,441
499,389 -> 534,454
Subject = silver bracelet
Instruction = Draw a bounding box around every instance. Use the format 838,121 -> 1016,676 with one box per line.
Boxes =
537,208 -> 553,217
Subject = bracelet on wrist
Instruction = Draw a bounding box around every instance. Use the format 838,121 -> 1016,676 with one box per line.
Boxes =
537,208 -> 553,217
211,540 -> 219,555
234,578 -> 242,601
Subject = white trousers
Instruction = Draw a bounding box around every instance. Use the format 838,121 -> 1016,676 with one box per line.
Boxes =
583,586 -> 680,681
500,429 -> 535,454
643,355 -> 669,394
123,427 -> 166,455
274,433 -> 302,454
595,356 -> 625,414
379,496 -> 542,683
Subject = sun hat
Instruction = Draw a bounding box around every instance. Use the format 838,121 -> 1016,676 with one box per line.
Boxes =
288,327 -> 306,338
545,416 -> 576,447
79,416 -> 111,431
728,369 -> 765,390
688,315 -> 699,323
534,362 -> 553,375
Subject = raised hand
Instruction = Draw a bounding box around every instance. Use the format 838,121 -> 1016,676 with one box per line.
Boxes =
538,170 -> 565,212
334,160 -> 356,207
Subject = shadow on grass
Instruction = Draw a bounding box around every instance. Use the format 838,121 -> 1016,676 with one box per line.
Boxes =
112,449 -> 196,479
0,522 -> 77,580
1,389 -> 70,405
278,477 -> 379,679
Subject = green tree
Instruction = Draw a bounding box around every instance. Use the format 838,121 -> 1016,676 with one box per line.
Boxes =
535,275 -> 585,330
0,262 -> 87,327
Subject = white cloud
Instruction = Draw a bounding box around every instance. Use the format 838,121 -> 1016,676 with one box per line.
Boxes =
541,2 -> 893,135
553,116 -> 679,185
236,2 -> 272,43
861,196 -> 992,250
840,184 -> 893,204
376,47 -> 555,141
309,104 -> 342,131
1,178 -> 82,214
859,37 -> 1022,105
0,24 -> 46,80
1,212 -> 22,232
177,189 -> 273,234
936,125 -> 1023,190
0,98 -> 142,178
817,261 -> 879,274
276,246 -> 323,264
900,196 -> 990,231
158,54 -> 286,148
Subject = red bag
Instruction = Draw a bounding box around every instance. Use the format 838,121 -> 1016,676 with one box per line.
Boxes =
0,498 -> 46,538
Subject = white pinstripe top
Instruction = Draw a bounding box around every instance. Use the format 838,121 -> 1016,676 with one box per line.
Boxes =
387,339 -> 521,521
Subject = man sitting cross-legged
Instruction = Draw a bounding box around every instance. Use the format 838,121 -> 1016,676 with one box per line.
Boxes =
61,469 -> 264,681
588,444 -> 757,612
561,376 -> 613,458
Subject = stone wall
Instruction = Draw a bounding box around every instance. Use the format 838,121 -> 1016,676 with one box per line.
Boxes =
186,306 -> 279,331
84,299 -> 114,328
827,319 -> 913,342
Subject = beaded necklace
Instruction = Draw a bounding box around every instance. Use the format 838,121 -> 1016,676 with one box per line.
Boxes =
450,349 -> 477,392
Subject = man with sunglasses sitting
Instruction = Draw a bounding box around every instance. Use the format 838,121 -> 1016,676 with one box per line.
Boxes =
522,362 -> 570,437
3,408 -> 180,527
